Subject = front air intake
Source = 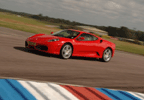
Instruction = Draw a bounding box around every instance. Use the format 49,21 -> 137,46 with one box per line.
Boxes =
25,41 -> 28,47
36,45 -> 48,51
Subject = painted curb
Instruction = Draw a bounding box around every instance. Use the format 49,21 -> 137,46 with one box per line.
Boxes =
0,79 -> 143,100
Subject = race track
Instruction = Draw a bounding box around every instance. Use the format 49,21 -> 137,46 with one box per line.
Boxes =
0,27 -> 144,93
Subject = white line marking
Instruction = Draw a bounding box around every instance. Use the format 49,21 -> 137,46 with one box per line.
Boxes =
19,80 -> 45,100
28,81 -> 60,100
48,83 -> 79,100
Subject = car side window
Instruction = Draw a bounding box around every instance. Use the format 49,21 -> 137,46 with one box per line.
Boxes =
78,33 -> 98,41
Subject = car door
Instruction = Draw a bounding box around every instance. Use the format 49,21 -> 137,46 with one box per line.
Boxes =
74,33 -> 99,56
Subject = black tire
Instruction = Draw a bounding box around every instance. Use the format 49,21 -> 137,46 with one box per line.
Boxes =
60,44 -> 72,59
101,48 -> 112,62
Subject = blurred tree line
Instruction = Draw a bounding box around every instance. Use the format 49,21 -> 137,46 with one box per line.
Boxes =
0,8 -> 86,26
95,26 -> 144,41
0,8 -> 144,41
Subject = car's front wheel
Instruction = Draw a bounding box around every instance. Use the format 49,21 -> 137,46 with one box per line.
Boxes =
102,48 -> 112,62
60,44 -> 72,59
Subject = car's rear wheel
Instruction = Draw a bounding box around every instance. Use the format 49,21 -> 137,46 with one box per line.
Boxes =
102,48 -> 112,62
60,44 -> 72,59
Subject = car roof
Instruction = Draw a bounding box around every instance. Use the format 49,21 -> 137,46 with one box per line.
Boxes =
67,29 -> 91,34
64,29 -> 102,40
67,29 -> 99,37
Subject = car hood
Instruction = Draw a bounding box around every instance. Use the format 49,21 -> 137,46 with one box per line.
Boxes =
29,35 -> 59,42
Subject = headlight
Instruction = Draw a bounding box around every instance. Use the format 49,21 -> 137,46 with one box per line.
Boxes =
48,39 -> 59,42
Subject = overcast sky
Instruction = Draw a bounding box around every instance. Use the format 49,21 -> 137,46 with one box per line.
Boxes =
0,0 -> 144,31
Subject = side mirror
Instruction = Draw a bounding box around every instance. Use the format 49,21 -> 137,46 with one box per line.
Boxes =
77,37 -> 85,41
100,40 -> 103,43
51,32 -> 54,34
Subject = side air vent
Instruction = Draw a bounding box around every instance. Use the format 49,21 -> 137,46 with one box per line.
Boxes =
100,40 -> 103,43
96,52 -> 100,56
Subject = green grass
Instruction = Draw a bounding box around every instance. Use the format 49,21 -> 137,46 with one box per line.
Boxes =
0,12 -> 60,34
0,12 -> 46,26
0,12 -> 144,55
103,38 -> 144,55
0,20 -> 52,34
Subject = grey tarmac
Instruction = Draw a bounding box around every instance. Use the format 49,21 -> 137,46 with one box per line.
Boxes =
0,27 -> 144,93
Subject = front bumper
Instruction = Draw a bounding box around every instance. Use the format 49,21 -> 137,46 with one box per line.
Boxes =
25,40 -> 62,55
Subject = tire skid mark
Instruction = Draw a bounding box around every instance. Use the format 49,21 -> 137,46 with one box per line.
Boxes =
5,79 -> 29,100
26,82 -> 50,100
118,91 -> 141,100
19,81 -> 45,100
85,87 -> 112,100
47,83 -> 71,100
61,85 -> 89,100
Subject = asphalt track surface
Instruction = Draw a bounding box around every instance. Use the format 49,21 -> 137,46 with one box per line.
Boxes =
0,27 -> 144,93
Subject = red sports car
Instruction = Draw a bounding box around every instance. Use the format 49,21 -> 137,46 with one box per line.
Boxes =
25,29 -> 115,62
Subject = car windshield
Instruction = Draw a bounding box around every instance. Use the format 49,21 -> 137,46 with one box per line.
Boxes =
52,30 -> 80,39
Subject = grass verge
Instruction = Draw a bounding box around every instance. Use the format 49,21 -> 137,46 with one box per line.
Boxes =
103,38 -> 144,56
0,12 -> 60,34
